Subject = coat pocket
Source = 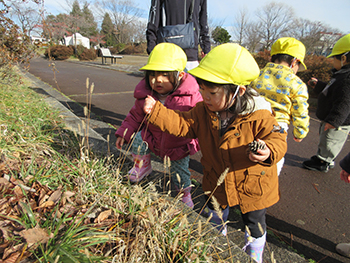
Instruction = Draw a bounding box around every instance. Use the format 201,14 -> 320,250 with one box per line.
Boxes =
243,166 -> 266,197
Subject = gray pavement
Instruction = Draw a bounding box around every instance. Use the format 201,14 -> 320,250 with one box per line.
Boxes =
23,54 -> 350,262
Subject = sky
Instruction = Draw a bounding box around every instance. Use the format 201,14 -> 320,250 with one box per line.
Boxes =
43,0 -> 350,36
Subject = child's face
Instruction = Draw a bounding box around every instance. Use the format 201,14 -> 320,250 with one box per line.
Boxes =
148,71 -> 175,95
333,56 -> 343,71
199,84 -> 229,112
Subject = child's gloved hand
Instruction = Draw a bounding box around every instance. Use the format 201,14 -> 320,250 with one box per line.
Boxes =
144,95 -> 156,114
248,139 -> 271,162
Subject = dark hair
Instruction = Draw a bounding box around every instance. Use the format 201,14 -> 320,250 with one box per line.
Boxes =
334,52 -> 350,62
144,71 -> 181,93
271,54 -> 301,67
195,78 -> 257,119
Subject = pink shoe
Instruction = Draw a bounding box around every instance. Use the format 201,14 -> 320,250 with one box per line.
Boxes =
175,186 -> 194,209
127,153 -> 152,183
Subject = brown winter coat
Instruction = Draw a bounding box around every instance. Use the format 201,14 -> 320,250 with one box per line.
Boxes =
148,96 -> 287,214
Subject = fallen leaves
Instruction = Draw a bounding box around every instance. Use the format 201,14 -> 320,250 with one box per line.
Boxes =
0,153 -> 182,262
0,155 -> 78,262
19,226 -> 52,245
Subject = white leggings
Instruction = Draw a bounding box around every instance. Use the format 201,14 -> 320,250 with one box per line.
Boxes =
276,122 -> 289,176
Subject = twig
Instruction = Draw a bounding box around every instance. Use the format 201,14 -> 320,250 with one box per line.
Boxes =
312,183 -> 321,194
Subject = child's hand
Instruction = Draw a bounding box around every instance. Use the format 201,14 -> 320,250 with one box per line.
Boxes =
144,95 -> 156,114
324,122 -> 335,131
248,139 -> 271,162
307,77 -> 318,88
340,169 -> 350,183
115,136 -> 124,150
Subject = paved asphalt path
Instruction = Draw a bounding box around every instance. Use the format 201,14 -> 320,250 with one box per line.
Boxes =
28,56 -> 350,263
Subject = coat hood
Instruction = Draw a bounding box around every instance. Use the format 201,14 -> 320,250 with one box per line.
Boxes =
240,93 -> 272,116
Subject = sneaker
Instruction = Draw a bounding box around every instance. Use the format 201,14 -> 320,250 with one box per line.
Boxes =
336,243 -> 350,258
302,155 -> 332,172
311,155 -> 335,168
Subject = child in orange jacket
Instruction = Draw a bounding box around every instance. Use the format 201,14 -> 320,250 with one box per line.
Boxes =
143,43 -> 287,263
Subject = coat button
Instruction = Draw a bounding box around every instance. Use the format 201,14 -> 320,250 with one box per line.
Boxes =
261,171 -> 266,175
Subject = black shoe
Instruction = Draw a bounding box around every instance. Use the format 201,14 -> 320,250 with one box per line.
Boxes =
303,156 -> 332,172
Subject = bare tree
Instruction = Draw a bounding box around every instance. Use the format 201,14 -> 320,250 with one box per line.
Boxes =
290,18 -> 323,54
8,1 -> 41,36
291,18 -> 343,55
94,0 -> 142,44
244,22 -> 262,52
132,19 -> 147,43
255,2 -> 295,50
233,7 -> 249,45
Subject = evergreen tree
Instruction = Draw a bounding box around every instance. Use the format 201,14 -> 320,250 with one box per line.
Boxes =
70,0 -> 82,17
212,26 -> 231,44
101,13 -> 116,47
81,2 -> 97,37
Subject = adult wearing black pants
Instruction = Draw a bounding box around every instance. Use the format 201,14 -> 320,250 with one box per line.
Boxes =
146,0 -> 210,71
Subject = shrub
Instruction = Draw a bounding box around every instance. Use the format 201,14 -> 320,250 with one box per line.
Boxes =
44,45 -> 74,60
298,54 -> 333,84
109,46 -> 120,54
75,44 -> 86,57
119,43 -> 147,55
299,55 -> 334,98
0,14 -> 35,76
67,45 -> 75,54
78,48 -> 97,61
253,49 -> 270,69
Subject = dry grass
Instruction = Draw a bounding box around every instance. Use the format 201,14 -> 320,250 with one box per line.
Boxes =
0,67 -> 241,262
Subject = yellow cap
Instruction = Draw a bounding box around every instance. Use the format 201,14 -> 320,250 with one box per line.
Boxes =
188,43 -> 259,86
271,37 -> 307,71
140,43 -> 187,71
327,34 -> 350,58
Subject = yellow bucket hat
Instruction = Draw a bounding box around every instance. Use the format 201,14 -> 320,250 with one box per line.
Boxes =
140,43 -> 187,72
327,34 -> 350,58
188,43 -> 259,86
271,37 -> 307,71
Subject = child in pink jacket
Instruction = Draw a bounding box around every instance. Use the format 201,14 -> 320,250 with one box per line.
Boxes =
115,43 -> 202,208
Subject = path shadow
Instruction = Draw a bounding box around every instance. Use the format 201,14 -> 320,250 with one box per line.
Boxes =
266,215 -> 343,263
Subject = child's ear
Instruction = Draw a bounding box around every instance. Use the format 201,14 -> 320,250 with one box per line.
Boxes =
239,85 -> 246,96
342,54 -> 348,64
178,71 -> 185,80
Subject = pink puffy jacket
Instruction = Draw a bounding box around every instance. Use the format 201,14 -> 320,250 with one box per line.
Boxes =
115,73 -> 202,160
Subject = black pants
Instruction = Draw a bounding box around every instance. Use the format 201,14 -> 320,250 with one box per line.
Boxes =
204,195 -> 266,238
242,208 -> 266,238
